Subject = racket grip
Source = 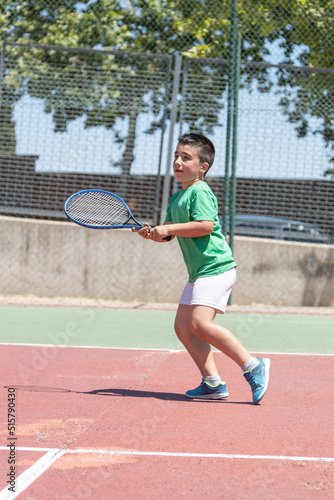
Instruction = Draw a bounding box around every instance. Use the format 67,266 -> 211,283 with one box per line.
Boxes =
147,226 -> 172,241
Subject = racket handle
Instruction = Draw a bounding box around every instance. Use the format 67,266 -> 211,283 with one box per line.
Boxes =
147,226 -> 172,241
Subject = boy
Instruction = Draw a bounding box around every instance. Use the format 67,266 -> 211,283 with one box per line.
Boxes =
133,133 -> 270,404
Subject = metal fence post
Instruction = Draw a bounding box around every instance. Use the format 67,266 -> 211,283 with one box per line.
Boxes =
153,56 -> 173,224
0,41 -> 6,114
229,33 -> 241,257
222,0 -> 237,236
159,54 -> 182,225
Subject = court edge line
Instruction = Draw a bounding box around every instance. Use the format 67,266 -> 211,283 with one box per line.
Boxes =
0,446 -> 333,463
0,448 -> 65,500
0,342 -> 334,356
70,449 -> 334,462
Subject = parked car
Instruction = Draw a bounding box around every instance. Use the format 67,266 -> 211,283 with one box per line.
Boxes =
220,215 -> 333,244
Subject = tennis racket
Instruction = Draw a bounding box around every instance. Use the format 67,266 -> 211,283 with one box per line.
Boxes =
64,189 -> 172,240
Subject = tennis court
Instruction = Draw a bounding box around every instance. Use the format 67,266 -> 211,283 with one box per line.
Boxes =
2,1 -> 334,499
1,300 -> 333,499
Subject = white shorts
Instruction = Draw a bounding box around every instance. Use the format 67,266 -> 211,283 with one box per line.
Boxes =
179,267 -> 236,314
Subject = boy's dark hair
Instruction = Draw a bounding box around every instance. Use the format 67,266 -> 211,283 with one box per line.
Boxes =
177,133 -> 215,170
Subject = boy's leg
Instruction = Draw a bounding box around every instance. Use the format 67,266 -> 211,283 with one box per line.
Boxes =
190,304 -> 270,404
174,304 -> 219,377
190,305 -> 250,367
175,303 -> 229,399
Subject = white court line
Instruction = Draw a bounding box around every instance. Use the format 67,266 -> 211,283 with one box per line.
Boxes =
70,448 -> 334,462
0,448 -> 65,499
1,446 -> 334,463
0,342 -> 334,356
0,446 -> 333,497
0,342 -> 182,353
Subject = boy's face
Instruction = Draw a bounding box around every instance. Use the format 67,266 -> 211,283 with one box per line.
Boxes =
173,144 -> 209,189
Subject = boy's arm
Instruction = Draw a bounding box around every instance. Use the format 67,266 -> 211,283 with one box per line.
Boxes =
131,220 -> 213,242
150,220 -> 214,241
131,222 -> 176,242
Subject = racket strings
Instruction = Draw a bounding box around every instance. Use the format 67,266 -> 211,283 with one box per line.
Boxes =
66,191 -> 131,226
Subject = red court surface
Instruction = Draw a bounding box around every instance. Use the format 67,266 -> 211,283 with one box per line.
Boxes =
1,344 -> 334,499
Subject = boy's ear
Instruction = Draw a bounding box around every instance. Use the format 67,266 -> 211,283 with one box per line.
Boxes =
201,162 -> 210,174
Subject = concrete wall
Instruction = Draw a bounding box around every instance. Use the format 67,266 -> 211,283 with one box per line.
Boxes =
1,216 -> 333,307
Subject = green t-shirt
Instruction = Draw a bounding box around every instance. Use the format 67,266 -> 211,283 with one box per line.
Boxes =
165,181 -> 236,283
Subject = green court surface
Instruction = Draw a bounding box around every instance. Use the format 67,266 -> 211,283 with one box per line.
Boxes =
1,305 -> 333,354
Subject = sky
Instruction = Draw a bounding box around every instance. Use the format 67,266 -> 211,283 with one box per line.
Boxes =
13,87 -> 332,181
7,24 -> 333,182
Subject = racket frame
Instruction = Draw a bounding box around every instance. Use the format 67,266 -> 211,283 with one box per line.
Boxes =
64,189 -> 143,230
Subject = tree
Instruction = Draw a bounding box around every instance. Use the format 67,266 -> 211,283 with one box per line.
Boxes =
1,0 -> 334,176
271,0 -> 334,177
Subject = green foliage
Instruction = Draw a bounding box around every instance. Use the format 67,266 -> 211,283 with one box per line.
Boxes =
0,0 -> 334,173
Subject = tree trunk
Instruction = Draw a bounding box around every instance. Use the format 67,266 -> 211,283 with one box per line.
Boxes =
0,105 -> 17,153
122,105 -> 138,177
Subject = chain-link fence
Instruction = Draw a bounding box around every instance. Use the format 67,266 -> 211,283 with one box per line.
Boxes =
0,1 -> 333,306
0,41 -> 172,223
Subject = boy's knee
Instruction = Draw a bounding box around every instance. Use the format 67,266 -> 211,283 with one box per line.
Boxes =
190,318 -> 207,340
174,323 -> 188,342
174,319 -> 185,338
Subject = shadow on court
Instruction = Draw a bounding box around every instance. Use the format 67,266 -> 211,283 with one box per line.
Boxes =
4,384 -> 254,404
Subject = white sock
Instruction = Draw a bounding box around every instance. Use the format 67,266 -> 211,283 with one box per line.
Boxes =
203,375 -> 222,387
241,357 -> 259,373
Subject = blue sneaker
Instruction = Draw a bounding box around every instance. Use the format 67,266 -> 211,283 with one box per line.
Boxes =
243,357 -> 270,404
185,381 -> 229,400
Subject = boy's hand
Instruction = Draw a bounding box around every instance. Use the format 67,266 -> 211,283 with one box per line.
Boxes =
131,222 -> 151,239
132,223 -> 174,242
149,225 -> 172,242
